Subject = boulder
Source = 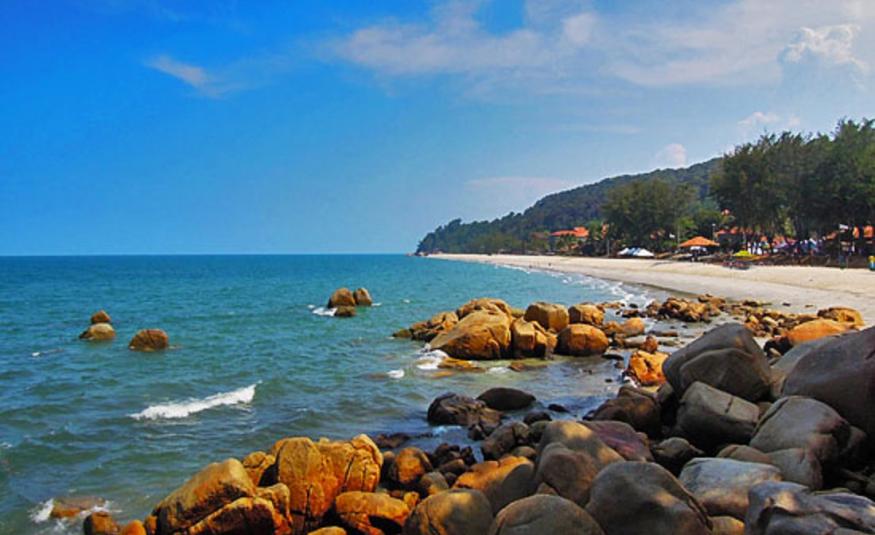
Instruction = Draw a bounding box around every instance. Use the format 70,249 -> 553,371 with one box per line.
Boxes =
750,396 -> 850,463
79,323 -> 116,341
403,489 -> 493,535
709,516 -> 744,535
481,422 -> 530,461
769,336 -> 835,394
586,462 -> 711,535
242,451 -> 275,486
264,435 -> 382,533
523,302 -> 569,332
652,437 -> 703,474
408,311 -> 458,342
334,306 -> 356,318
430,311 -> 512,360
427,393 -> 502,432
256,483 -> 291,521
186,497 -> 279,535
309,529 -> 347,535
782,326 -> 875,437
353,288 -> 373,306
510,319 -> 556,358
128,329 -> 169,351
90,310 -> 112,324
767,448 -> 823,489
119,521 -> 147,535
453,456 -> 535,514
556,325 -> 609,356
417,472 -> 449,497
590,386 -> 661,437
387,448 -> 433,489
663,323 -> 770,401
818,306 -> 864,327
787,319 -> 850,346
488,495 -> 604,535
335,491 -> 410,535
84,512 -> 120,535
676,382 -> 760,449
328,288 -> 356,308
679,458 -> 782,519
534,441 -> 620,506
456,298 -> 514,320
745,480 -> 875,534
622,317 -> 646,336
152,458 -> 256,534
625,350 -> 667,386
568,304 -> 604,326
717,445 -> 772,465
535,420 -> 623,461
582,420 -> 652,462
477,388 -> 535,411
49,496 -> 106,519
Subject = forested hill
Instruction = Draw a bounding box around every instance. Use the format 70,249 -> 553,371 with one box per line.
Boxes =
416,157 -> 721,254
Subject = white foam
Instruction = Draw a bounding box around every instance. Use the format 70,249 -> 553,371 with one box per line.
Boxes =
402,299 -> 411,304
307,304 -> 315,309
31,352 -> 40,357
415,349 -> 449,370
488,367 -> 510,374
311,306 -> 336,317
131,384 -> 257,420
387,369 -> 405,379
373,302 -> 382,307
30,499 -> 54,523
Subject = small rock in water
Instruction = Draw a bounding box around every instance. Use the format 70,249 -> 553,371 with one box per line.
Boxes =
79,323 -> 116,341
84,511 -> 119,535
353,287 -> 373,306
547,403 -> 569,413
374,432 -> 411,450
49,496 -> 106,519
128,329 -> 169,351
327,287 -> 356,308
90,310 -> 112,324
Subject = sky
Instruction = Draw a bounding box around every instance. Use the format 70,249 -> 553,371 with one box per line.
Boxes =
2,0 -> 874,254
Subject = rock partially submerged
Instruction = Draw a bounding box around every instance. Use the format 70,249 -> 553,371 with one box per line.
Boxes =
79,322 -> 116,341
128,329 -> 169,351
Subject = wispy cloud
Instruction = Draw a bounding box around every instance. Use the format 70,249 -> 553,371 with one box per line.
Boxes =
146,55 -> 211,89
782,24 -> 868,73
653,143 -> 687,169
738,111 -> 803,139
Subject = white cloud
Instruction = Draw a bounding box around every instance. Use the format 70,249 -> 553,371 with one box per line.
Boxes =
738,111 -> 781,129
782,24 -> 868,72
653,143 -> 687,169
737,111 -> 804,139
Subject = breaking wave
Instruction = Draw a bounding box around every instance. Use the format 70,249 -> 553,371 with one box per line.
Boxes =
131,384 -> 257,420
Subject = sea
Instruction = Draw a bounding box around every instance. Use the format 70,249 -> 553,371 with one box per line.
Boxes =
0,254 -> 661,534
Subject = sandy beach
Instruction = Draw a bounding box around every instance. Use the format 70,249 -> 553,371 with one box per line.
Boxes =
434,254 -> 875,324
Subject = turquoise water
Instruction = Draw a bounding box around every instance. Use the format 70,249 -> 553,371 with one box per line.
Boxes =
0,255 -> 659,534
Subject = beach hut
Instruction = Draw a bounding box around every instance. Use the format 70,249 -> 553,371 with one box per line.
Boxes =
679,236 -> 719,248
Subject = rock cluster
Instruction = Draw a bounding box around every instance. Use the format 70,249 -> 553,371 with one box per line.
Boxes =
327,287 -> 374,318
79,309 -> 116,341
77,310 -> 171,351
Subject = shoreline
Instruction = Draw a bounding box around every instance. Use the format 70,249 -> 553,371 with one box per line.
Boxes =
431,254 -> 875,325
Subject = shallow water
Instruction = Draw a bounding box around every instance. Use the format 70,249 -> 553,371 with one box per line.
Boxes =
0,254 -> 663,533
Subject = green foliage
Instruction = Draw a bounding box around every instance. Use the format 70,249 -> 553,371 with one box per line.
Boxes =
603,178 -> 695,250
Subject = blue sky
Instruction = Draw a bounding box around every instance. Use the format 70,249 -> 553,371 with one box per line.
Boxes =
2,0 -> 874,254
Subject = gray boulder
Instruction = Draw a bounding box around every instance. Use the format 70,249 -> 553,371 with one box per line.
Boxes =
679,458 -> 782,519
482,422 -> 530,461
534,442 -> 620,507
427,392 -> 502,433
652,437 -> 703,474
676,382 -> 760,449
750,396 -> 850,463
590,386 -> 661,437
746,480 -> 875,534
488,495 -> 604,535
663,323 -> 770,401
767,448 -> 823,490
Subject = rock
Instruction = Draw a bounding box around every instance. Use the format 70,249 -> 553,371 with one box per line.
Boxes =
679,458 -> 782,519
767,448 -> 823,489
328,288 -> 357,308
265,434 -> 382,533
151,459 -> 256,534
782,326 -> 875,437
456,298 -> 514,320
242,451 -> 275,486
622,317 -> 646,336
676,381 -> 760,449
641,335 -> 659,353
745,480 -> 875,534
84,512 -> 120,535
589,386 -> 661,437
769,336 -> 835,394
523,302 -> 569,332
403,489 -> 493,535
510,446 -> 536,461
534,441 -> 621,507
477,388 -> 535,411
709,516 -> 744,535
536,420 -> 622,460
90,310 -> 112,324
309,528 -> 347,535
510,319 -> 556,358
523,411 -> 550,425
79,322 -> 116,341
408,311 -> 459,342
556,324 -> 609,356
418,472 -> 449,497
335,491 -> 410,535
717,445 -> 772,464
453,457 -> 535,514
663,323 -> 770,401
186,497 -> 279,535
430,311 -> 512,360
427,393 -> 502,432
750,396 -> 850,463
119,521 -> 146,535
625,350 -> 668,386
481,422 -> 530,461
817,306 -> 864,327
256,483 -> 291,520
128,329 -> 169,351
353,288 -> 373,306
568,304 -> 604,326
787,319 -> 850,346
652,437 -> 703,474
586,462 -> 711,535
334,306 -> 356,318
582,420 -> 652,462
488,495 -> 604,535
388,448 -> 433,488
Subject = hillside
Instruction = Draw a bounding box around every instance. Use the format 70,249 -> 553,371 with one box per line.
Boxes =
416,158 -> 721,254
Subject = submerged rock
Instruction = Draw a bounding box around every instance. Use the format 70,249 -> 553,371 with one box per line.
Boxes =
334,306 -> 356,318
128,329 -> 169,351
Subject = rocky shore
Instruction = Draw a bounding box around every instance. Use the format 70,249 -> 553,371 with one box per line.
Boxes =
67,294 -> 875,535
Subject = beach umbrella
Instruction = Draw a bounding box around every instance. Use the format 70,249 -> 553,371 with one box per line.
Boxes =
679,236 -> 719,248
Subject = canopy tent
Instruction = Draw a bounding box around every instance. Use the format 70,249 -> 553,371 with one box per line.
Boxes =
679,236 -> 719,248
618,247 -> 654,258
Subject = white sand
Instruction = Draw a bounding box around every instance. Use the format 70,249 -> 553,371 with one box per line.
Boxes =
432,254 -> 875,324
